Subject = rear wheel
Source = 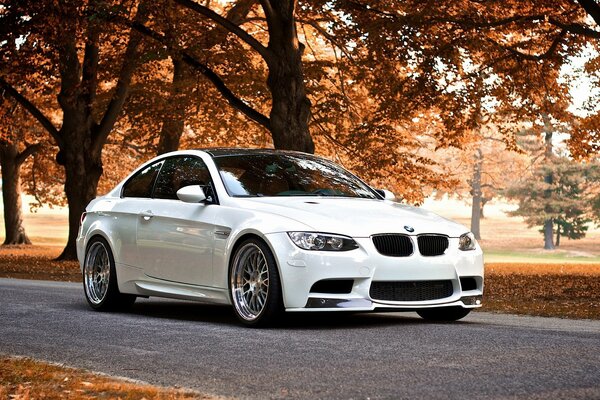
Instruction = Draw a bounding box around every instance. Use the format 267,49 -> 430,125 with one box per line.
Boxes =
417,306 -> 471,321
229,238 -> 283,327
83,237 -> 136,311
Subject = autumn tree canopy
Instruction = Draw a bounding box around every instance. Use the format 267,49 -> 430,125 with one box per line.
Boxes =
1,0 -> 600,257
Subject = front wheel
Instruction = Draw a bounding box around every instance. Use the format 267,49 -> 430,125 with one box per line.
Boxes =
417,306 -> 471,321
83,237 -> 136,311
229,238 -> 283,327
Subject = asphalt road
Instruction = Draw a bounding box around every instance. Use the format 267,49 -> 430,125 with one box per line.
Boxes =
1,278 -> 599,399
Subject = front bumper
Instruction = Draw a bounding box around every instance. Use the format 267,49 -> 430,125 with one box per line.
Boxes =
265,233 -> 484,312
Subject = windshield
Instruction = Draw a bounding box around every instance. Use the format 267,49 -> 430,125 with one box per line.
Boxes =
213,153 -> 378,199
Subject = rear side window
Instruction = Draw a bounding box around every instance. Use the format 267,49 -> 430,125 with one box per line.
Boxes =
122,161 -> 163,198
153,156 -> 211,200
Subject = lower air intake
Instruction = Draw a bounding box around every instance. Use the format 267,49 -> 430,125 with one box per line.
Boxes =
369,280 -> 454,302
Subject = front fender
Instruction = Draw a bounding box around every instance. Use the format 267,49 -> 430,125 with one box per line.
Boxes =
211,207 -> 313,290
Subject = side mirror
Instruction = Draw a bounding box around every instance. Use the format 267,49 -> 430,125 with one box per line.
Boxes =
375,188 -> 396,201
177,185 -> 206,203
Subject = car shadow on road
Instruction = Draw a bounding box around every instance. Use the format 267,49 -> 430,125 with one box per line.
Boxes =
79,297 -> 475,330
276,311 -> 475,330
128,299 -> 240,326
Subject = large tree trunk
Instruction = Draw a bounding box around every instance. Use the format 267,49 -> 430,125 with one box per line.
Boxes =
1,5 -> 142,259
470,148 -> 483,240
52,3 -> 145,260
157,58 -> 191,155
56,141 -> 103,260
54,96 -> 104,260
264,0 -> 314,153
0,142 -> 31,245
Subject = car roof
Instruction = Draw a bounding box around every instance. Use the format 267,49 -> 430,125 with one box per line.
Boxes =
199,147 -> 311,158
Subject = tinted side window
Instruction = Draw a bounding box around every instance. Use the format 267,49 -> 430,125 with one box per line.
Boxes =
154,156 -> 211,200
122,161 -> 163,198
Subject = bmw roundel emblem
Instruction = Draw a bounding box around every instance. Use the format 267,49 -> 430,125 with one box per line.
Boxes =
404,225 -> 415,233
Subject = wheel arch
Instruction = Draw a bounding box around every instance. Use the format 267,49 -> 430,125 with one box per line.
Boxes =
83,230 -> 115,258
227,231 -> 280,273
82,231 -> 132,294
226,230 -> 285,301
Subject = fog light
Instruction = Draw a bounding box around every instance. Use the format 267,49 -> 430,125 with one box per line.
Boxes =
461,295 -> 483,306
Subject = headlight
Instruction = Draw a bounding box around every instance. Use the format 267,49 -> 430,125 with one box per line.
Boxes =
287,232 -> 358,251
459,232 -> 477,251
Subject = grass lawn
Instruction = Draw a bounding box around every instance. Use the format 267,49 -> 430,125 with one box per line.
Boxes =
484,250 -> 600,264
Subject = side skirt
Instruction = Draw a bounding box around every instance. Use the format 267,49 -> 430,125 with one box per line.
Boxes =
134,281 -> 230,305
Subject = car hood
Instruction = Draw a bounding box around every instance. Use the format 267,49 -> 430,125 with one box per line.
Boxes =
234,197 -> 469,237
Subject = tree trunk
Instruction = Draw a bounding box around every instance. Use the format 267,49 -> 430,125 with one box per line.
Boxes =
555,225 -> 561,247
264,0 -> 314,153
51,3 -> 145,260
0,142 -> 31,245
58,162 -> 102,260
157,58 -> 191,155
544,219 -> 555,249
542,114 -> 555,250
480,197 -> 489,219
1,3 -> 142,259
55,111 -> 103,260
470,148 -> 483,240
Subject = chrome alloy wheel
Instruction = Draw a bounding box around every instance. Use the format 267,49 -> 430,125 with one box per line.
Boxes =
84,241 -> 111,305
231,243 -> 270,321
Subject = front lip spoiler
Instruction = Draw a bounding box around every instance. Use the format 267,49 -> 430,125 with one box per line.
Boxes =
305,298 -> 373,309
303,295 -> 483,310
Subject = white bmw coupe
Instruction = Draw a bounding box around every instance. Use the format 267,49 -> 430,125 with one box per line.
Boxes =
77,148 -> 483,326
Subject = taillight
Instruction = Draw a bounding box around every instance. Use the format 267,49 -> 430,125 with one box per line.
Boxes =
80,212 -> 87,225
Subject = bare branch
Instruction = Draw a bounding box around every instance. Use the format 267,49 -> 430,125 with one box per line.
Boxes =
106,16 -> 270,130
173,0 -> 272,62
547,17 -> 600,39
16,143 -> 42,165
0,77 -> 63,147
180,52 -> 271,129
297,19 -> 354,61
93,2 -> 149,157
258,0 -> 275,21
487,29 -> 567,61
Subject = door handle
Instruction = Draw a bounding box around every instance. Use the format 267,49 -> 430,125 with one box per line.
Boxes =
140,210 -> 154,221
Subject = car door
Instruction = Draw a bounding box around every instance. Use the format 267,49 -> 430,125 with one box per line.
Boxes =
118,159 -> 164,267
135,156 -> 217,286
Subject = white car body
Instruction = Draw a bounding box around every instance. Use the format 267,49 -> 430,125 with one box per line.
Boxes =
77,149 -> 483,318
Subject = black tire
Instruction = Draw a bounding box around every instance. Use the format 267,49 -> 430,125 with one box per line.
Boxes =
83,237 -> 136,311
229,238 -> 283,327
417,306 -> 471,321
